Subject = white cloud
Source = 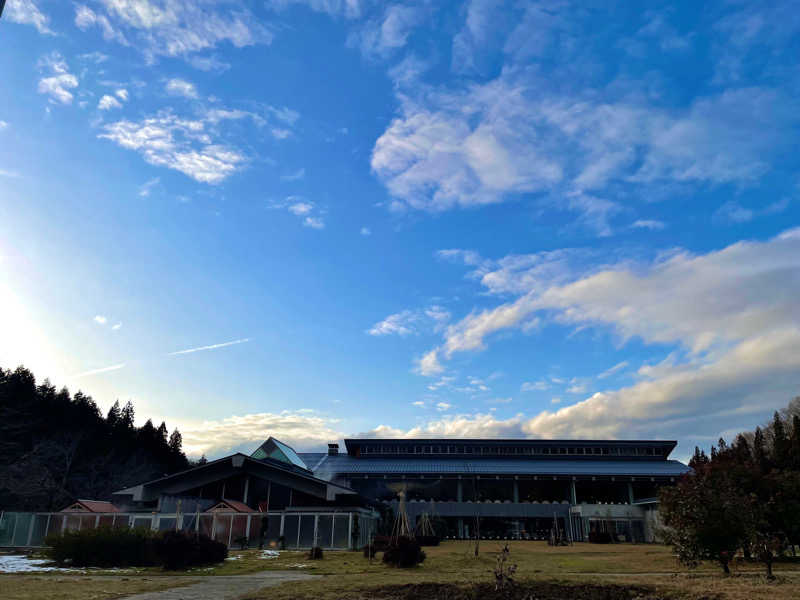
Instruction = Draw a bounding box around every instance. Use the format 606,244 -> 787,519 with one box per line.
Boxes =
165,78 -> 198,99
74,0 -> 272,62
487,397 -> 512,404
372,67 -> 796,214
280,168 -> 305,181
597,361 -> 629,379
521,380 -> 549,392
303,216 -> 325,229
5,0 -> 54,34
188,54 -> 230,72
116,89 -> 129,101
138,177 -> 160,197
180,410 -> 344,457
436,402 -> 452,412
368,309 -> 417,337
368,305 -> 450,337
550,397 -> 562,404
37,53 -> 78,105
74,4 -> 127,44
100,111 -> 247,183
349,4 -> 423,58
412,401 -> 425,407
407,228 -> 800,447
433,228 -> 800,364
112,322 -> 123,330
288,202 -> 313,216
168,337 -> 251,355
0,121 -> 8,130
269,196 -> 325,229
714,198 -> 790,224
98,94 -> 123,110
632,219 -> 666,231
415,348 -> 444,376
94,315 -> 108,325
268,0 -> 362,19
360,227 -> 371,236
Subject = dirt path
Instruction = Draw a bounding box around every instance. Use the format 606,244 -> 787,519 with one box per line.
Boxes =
120,571 -> 318,600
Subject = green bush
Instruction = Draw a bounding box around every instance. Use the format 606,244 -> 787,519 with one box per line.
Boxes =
153,530 -> 227,570
46,526 -> 226,570
47,526 -> 157,568
382,536 -> 426,568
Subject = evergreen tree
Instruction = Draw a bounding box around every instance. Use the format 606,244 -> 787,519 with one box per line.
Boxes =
0,365 -> 190,510
791,415 -> 800,470
120,400 -> 135,430
157,421 -> 168,443
772,411 -> 790,468
753,427 -> 768,471
168,429 -> 183,454
107,400 -> 121,427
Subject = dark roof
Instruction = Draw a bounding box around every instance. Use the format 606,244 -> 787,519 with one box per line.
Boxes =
61,500 -> 120,513
210,499 -> 256,513
343,438 -> 678,457
300,453 -> 690,479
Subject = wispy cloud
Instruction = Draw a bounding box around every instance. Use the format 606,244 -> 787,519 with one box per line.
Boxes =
280,168 -> 305,181
168,338 -> 251,355
72,1 -> 272,63
94,315 -> 108,325
98,94 -> 123,111
165,78 -> 199,99
139,178 -> 160,197
269,196 -> 326,229
6,0 -> 54,35
37,52 -> 78,105
71,363 -> 126,379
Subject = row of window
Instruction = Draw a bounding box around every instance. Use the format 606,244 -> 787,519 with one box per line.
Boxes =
358,444 -> 665,457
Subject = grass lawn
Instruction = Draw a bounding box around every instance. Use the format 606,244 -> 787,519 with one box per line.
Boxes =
240,541 -> 800,600
0,575 -> 192,600
4,543 -> 799,599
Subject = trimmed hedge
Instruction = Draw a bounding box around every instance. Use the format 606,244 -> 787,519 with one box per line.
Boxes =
588,531 -> 614,544
383,536 -> 426,568
46,527 -> 227,569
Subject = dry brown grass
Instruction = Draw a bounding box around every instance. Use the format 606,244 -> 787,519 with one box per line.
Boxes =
240,541 -> 800,600
0,574 -> 191,600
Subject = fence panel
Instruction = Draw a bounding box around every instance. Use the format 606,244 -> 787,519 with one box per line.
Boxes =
0,510 -> 372,549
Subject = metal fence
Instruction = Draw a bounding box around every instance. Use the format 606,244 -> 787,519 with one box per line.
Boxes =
0,510 -> 377,550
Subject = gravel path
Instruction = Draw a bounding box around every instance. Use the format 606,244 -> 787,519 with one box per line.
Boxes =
120,571 -> 318,600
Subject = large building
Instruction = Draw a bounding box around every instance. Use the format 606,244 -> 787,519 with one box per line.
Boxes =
114,436 -> 692,545
0,436 -> 691,549
301,438 -> 691,543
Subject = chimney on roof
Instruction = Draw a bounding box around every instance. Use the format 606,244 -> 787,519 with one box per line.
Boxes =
328,443 -> 339,456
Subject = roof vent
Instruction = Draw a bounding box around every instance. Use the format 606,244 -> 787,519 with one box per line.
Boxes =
328,443 -> 339,456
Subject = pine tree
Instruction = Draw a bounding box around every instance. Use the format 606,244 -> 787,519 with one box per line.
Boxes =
107,400 -> 121,427
120,401 -> 135,429
791,415 -> 800,470
772,411 -> 789,468
168,429 -> 183,454
157,421 -> 168,443
753,427 -> 768,472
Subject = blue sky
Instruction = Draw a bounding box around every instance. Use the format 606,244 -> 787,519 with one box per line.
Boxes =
2,1 -> 799,461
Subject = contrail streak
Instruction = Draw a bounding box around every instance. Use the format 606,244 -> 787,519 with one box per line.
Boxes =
168,338 -> 251,355
71,363 -> 126,378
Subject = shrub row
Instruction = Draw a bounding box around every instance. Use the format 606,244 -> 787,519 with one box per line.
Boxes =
382,536 -> 426,568
46,526 -> 227,569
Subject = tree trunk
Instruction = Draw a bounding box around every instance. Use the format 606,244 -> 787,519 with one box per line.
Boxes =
765,559 -> 774,579
721,560 -> 730,575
